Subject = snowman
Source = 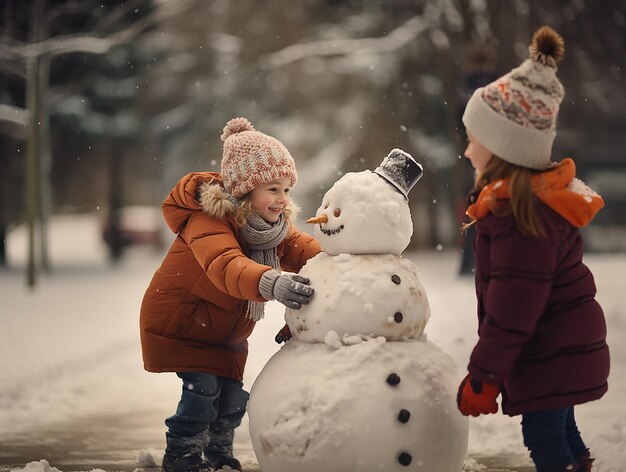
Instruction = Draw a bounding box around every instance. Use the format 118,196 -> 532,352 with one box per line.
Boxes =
248,149 -> 468,472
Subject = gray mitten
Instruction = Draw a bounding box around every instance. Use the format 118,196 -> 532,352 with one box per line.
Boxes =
259,269 -> 314,309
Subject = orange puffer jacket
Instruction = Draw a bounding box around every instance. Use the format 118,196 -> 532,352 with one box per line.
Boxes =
140,172 -> 321,380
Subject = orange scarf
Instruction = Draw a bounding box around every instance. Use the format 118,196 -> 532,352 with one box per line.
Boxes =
466,158 -> 604,228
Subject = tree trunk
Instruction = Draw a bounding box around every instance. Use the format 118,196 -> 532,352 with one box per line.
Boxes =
38,55 -> 52,274
26,0 -> 46,287
26,56 -> 41,287
0,226 -> 5,266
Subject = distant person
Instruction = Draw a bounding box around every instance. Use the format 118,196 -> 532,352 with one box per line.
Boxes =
140,117 -> 321,472
455,26 -> 609,472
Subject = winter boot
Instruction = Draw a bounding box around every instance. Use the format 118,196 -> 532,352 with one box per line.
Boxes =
203,418 -> 242,471
163,435 -> 213,472
575,450 -> 594,472
162,451 -> 211,472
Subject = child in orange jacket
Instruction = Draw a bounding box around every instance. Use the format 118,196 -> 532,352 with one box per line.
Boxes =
140,118 -> 321,472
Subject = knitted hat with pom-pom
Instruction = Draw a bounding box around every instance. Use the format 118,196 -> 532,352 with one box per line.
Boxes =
220,117 -> 297,198
462,26 -> 565,169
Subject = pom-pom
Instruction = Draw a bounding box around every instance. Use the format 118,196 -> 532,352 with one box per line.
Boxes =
221,117 -> 255,141
529,26 -> 564,67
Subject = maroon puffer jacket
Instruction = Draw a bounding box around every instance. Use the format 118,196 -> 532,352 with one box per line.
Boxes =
469,202 -> 610,415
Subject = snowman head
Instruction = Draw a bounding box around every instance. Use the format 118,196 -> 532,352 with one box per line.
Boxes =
308,170 -> 413,255
308,149 -> 422,256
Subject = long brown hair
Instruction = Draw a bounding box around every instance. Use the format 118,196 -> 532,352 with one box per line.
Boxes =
465,155 -> 546,238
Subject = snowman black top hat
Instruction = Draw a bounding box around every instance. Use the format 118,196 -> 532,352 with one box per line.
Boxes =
373,148 -> 423,199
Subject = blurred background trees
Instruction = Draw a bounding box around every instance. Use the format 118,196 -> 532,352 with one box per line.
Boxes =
1,0 -> 625,284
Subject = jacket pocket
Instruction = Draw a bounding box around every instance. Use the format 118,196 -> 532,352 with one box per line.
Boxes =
163,301 -> 200,337
166,301 -> 246,345
222,304 -> 255,346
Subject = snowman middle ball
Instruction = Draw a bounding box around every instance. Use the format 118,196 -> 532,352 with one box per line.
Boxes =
286,253 -> 430,342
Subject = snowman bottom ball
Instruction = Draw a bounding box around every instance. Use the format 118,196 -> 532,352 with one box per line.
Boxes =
248,338 -> 468,472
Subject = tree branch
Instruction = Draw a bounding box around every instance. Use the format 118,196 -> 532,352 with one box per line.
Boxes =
0,58 -> 26,77
0,104 -> 28,126
0,0 -> 197,60
260,16 -> 430,69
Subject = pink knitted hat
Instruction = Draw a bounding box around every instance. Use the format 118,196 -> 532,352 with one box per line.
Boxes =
463,26 -> 565,169
220,117 -> 297,198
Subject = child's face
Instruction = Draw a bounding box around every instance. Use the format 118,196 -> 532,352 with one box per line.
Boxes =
464,130 -> 493,174
249,178 -> 292,224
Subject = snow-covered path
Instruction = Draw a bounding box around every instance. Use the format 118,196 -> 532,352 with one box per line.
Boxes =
1,215 -> 625,472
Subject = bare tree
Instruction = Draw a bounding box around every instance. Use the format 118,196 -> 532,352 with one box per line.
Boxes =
0,0 -> 196,286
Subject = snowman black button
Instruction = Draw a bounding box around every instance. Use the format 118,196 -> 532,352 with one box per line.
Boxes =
386,373 -> 401,386
398,452 -> 412,466
398,409 -> 411,423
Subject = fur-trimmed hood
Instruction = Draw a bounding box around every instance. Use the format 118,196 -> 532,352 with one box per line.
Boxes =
198,180 -> 238,220
162,171 -> 298,234
162,172 -> 221,234
197,179 -> 299,222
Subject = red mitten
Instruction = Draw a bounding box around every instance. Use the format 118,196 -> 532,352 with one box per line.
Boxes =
456,374 -> 500,417
275,324 -> 292,344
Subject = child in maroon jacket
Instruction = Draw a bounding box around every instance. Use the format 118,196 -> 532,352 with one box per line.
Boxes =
456,26 -> 609,472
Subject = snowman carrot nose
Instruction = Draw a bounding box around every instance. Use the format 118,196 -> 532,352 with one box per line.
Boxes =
306,214 -> 328,224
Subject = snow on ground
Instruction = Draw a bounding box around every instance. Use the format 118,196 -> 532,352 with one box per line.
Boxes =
1,214 -> 625,471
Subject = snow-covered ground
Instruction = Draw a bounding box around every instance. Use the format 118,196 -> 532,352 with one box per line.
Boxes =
1,214 -> 625,472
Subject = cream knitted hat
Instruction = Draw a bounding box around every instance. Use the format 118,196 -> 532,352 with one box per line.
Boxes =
220,117 -> 297,198
462,26 -> 565,169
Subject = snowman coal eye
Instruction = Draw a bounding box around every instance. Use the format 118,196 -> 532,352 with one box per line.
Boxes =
334,208 -> 341,217
324,203 -> 329,209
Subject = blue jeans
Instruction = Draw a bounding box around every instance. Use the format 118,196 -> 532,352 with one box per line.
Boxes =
521,407 -> 588,471
165,372 -> 249,441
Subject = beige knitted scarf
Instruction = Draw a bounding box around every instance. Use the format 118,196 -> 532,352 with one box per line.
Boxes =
237,210 -> 289,321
